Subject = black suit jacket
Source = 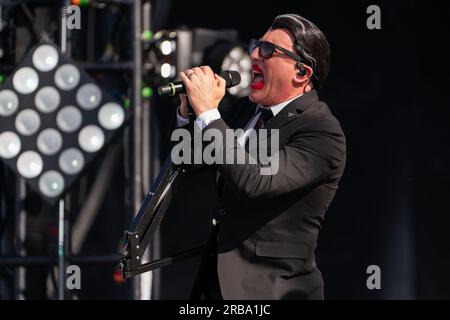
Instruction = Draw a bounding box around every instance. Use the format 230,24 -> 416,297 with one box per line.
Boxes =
177,90 -> 346,299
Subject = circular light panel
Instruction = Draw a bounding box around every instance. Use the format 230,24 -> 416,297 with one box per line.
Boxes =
78,125 -> 104,153
39,171 -> 65,198
56,106 -> 82,133
0,90 -> 19,117
35,86 -> 60,113
76,83 -> 102,110
15,109 -> 41,136
59,148 -> 85,175
37,128 -> 63,155
98,103 -> 124,130
32,45 -> 59,72
54,64 -> 80,91
17,151 -> 43,179
221,47 -> 252,98
13,67 -> 39,94
0,131 -> 21,159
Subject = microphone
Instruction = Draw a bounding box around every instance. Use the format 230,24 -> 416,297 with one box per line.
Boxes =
158,70 -> 241,96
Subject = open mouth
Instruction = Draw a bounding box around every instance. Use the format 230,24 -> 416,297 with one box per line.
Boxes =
251,64 -> 265,90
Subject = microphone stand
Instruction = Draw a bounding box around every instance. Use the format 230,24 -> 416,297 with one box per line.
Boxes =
119,110 -> 204,279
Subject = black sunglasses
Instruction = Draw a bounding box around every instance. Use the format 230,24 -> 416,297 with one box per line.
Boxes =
248,39 -> 303,62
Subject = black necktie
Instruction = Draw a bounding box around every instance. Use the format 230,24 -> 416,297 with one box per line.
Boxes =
254,108 -> 274,130
245,108 -> 273,153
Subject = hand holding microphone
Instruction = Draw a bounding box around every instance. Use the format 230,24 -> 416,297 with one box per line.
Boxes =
158,66 -> 240,117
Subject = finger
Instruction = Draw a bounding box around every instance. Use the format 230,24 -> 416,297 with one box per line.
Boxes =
179,93 -> 187,104
200,66 -> 214,77
214,73 -> 221,85
178,94 -> 189,117
180,72 -> 195,94
192,67 -> 203,76
215,74 -> 227,90
179,72 -> 192,86
184,70 -> 193,78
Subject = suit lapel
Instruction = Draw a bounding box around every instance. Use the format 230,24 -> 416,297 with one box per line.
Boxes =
265,90 -> 319,134
219,90 -> 319,146
217,101 -> 256,184
233,104 -> 257,130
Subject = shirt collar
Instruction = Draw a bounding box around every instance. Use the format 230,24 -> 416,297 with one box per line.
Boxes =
256,93 -> 304,116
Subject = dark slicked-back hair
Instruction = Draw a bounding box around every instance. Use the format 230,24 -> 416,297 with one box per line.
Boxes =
271,14 -> 331,89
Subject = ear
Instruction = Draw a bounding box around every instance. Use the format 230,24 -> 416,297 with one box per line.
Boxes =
293,64 -> 314,85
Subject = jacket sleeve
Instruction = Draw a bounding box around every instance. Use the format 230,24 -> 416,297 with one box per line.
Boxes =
205,116 -> 346,200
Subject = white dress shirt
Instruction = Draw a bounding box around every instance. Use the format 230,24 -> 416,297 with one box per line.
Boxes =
176,93 -> 303,146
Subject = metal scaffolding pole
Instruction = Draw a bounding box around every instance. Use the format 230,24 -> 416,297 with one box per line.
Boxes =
132,0 -> 148,300
58,0 -> 72,300
14,178 -> 26,300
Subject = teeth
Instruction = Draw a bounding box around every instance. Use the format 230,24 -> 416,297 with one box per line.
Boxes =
252,74 -> 264,83
252,67 -> 264,83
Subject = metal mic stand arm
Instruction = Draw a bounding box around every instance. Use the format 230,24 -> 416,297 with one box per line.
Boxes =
119,155 -> 207,279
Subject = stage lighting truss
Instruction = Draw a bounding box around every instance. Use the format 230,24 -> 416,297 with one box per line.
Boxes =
0,43 -> 130,204
145,30 -> 178,85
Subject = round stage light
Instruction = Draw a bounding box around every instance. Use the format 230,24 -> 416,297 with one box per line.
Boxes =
0,89 -> 19,117
15,109 -> 41,136
98,103 -> 124,130
76,83 -> 102,110
59,148 -> 85,175
32,45 -> 59,72
17,151 -> 43,179
0,131 -> 21,159
160,63 -> 174,78
35,86 -> 61,113
54,64 -> 80,91
13,67 -> 39,94
221,47 -> 252,98
37,128 -> 63,155
78,125 -> 104,153
39,171 -> 65,198
160,40 -> 174,55
56,106 -> 82,133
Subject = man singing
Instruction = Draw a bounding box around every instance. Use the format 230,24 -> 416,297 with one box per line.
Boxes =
175,13 -> 346,299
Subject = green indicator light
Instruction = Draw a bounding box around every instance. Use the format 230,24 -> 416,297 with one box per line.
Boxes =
142,30 -> 153,41
124,98 -> 131,110
142,87 -> 153,98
